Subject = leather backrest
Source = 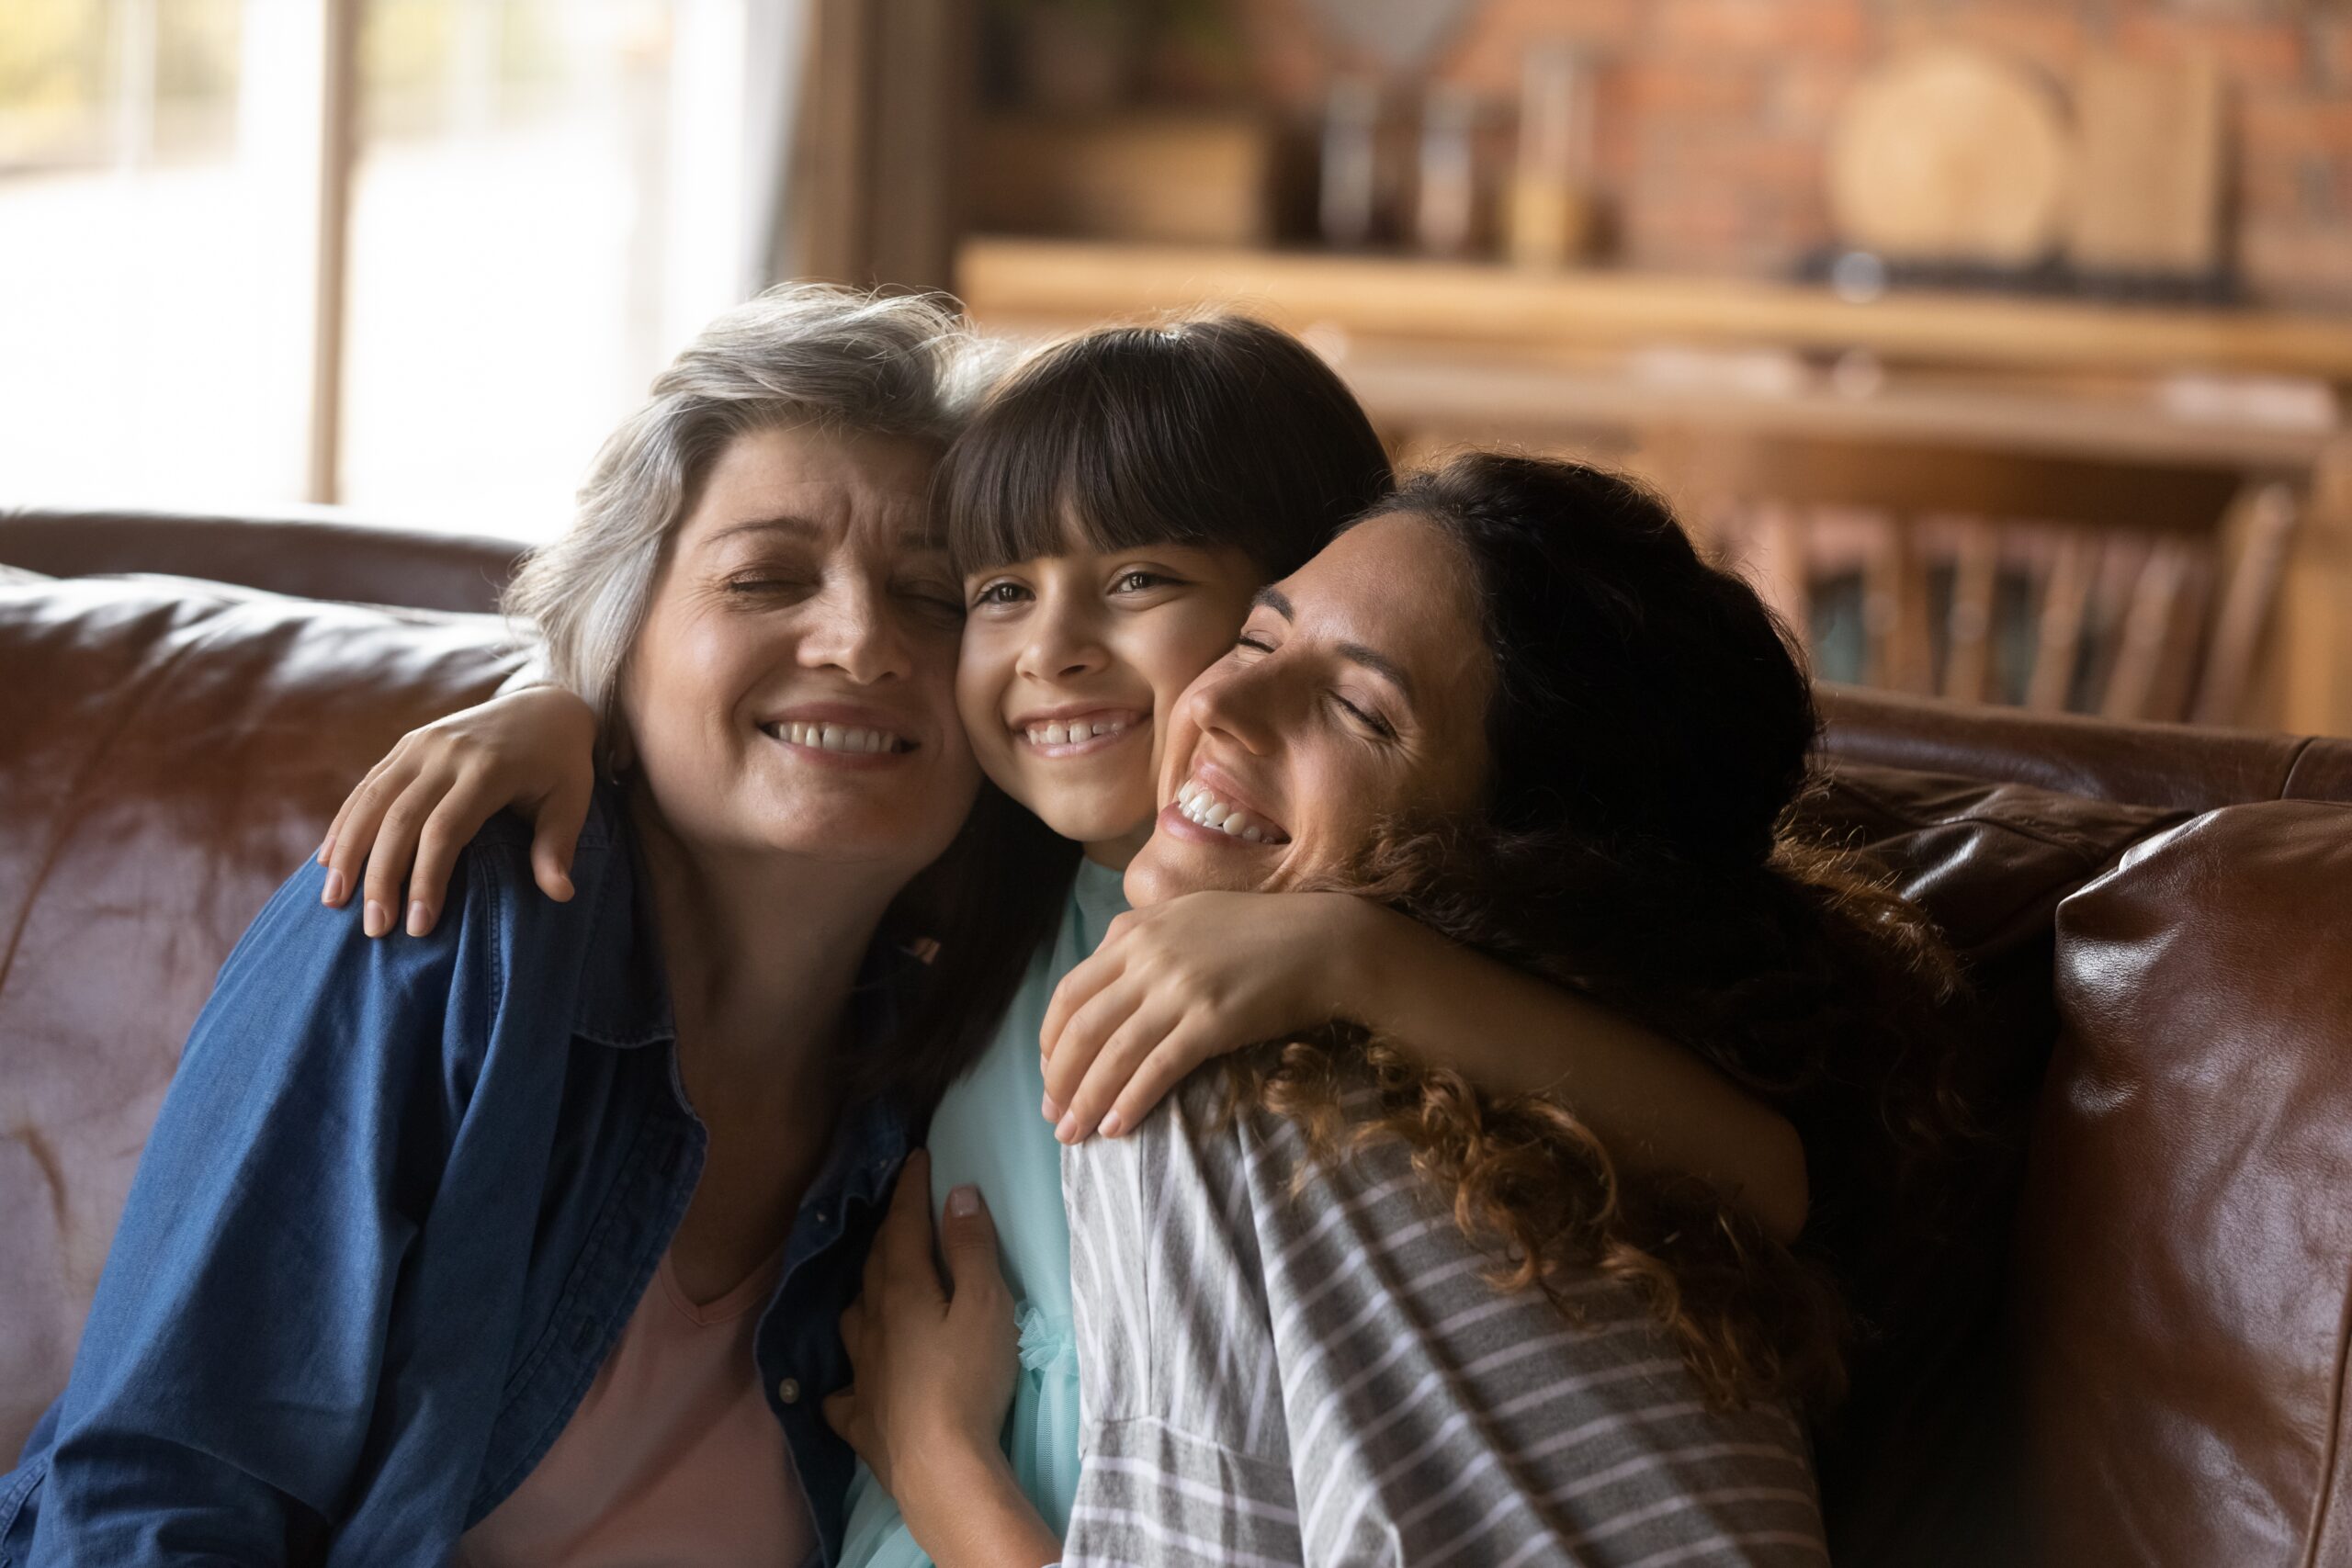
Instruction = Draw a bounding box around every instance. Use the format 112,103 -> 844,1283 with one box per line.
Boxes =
2018,801 -> 2352,1568
0,507 -> 526,616
0,568 -> 522,1459
1821,685 -> 2352,814
1792,765 -> 2184,1567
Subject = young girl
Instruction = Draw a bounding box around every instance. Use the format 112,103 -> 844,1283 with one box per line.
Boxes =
319,317 -> 1810,1563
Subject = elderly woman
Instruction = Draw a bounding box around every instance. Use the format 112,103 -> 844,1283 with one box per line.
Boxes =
850,454 -> 1963,1565
0,287 -> 998,1565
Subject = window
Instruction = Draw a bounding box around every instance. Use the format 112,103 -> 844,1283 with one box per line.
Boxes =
0,0 -> 771,538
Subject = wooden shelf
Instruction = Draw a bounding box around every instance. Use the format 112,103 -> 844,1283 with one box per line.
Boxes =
957,237 -> 2352,385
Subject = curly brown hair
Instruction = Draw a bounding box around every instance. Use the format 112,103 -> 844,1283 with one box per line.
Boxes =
1225,454 -> 1970,1413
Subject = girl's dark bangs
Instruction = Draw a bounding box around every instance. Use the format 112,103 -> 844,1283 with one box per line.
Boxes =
944,371 -> 1224,576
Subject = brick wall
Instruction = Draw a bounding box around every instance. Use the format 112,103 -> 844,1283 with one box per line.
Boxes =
1224,0 -> 2352,308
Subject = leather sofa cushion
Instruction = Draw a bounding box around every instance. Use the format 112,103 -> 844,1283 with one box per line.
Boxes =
0,570 -> 521,1460
1793,766 -> 2183,1567
2019,800 -> 2352,1568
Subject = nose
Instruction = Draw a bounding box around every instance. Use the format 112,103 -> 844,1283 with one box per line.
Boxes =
797,571 -> 914,685
1184,655 -> 1282,757
1013,593 -> 1109,684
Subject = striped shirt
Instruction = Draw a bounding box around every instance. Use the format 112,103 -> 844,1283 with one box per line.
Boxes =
1060,1077 -> 1826,1568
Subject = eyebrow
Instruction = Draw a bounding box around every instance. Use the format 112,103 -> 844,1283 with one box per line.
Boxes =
707,516 -> 947,554
1250,586 -> 1413,699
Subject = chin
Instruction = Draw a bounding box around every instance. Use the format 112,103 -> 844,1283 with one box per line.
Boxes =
1122,839 -> 1243,907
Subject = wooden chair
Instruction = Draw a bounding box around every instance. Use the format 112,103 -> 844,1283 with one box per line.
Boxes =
1388,424 -> 2300,727
1678,434 -> 2301,725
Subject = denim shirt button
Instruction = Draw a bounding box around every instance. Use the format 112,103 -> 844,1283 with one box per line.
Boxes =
776,1377 -> 802,1405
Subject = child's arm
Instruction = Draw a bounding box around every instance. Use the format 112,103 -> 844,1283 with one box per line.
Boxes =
1040,891 -> 1807,1243
319,682 -> 598,938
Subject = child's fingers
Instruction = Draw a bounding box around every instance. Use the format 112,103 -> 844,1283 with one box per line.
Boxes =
400,793 -> 482,937
322,753 -> 415,908
318,751 -> 390,867
358,778 -> 442,939
526,773 -> 593,902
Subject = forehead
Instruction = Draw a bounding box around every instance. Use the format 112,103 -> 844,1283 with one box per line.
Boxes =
680,423 -> 941,552
1278,510 -> 1490,713
1284,513 -> 1475,637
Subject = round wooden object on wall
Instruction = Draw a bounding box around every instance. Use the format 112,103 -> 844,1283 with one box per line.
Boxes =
1827,44 -> 2073,265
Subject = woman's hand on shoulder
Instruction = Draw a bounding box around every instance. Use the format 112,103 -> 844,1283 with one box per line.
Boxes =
318,683 -> 598,940
825,1152 -> 1057,1568
1040,890 -> 1381,1144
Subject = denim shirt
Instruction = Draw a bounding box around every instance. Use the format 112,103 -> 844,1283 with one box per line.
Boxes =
0,787 -> 917,1567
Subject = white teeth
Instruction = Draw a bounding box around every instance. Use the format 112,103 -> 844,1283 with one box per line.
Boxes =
770,721 -> 904,755
1023,716 -> 1132,748
1174,776 -> 1287,844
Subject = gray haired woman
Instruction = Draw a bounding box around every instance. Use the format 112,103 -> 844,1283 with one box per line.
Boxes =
0,285 -> 1001,1567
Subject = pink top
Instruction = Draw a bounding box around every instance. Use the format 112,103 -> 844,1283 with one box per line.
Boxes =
456,1244 -> 812,1567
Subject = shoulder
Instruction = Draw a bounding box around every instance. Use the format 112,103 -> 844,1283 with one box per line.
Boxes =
207,785 -> 635,1060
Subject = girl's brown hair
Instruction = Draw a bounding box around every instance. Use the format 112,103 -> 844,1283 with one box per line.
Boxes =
875,316 -> 1395,1109
1232,452 -> 1970,1410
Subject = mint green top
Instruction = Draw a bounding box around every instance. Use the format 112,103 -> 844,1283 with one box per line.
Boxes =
838,859 -> 1128,1567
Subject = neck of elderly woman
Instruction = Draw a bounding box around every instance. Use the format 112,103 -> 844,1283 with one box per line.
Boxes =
625,782 -> 899,1105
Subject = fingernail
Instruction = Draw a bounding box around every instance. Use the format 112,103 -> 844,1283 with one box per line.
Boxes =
945,1184 -> 980,1218
315,837 -> 334,865
322,869 -> 346,906
1099,1110 -> 1125,1138
1041,1091 -> 1063,1122
1055,1110 -> 1080,1145
363,899 -> 390,938
406,901 -> 432,938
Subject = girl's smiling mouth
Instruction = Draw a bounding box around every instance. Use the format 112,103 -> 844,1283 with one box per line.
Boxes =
1012,707 -> 1148,759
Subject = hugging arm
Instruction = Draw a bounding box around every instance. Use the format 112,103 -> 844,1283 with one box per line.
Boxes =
319,674 -> 597,938
1041,891 -> 1808,1244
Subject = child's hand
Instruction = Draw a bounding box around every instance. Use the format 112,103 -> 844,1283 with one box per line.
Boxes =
1039,890 -> 1374,1143
827,1154 -> 1052,1565
319,684 -> 598,938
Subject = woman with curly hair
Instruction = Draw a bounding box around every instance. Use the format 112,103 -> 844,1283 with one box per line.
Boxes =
848,452 -> 1961,1565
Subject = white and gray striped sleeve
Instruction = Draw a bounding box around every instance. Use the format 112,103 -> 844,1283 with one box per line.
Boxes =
1060,1077 -> 1827,1568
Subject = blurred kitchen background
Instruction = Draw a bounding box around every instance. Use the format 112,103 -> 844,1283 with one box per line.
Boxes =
6,0 -> 2352,734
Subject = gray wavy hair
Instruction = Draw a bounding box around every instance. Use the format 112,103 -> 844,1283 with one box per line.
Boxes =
503,284 -> 990,723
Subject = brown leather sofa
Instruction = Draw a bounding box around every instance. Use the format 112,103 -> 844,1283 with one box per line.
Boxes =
6,505 -> 2350,1568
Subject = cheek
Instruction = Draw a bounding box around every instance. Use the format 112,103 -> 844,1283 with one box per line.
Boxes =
1136,614 -> 1244,714
954,632 -> 1012,747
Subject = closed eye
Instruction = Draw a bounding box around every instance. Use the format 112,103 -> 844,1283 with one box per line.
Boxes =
1332,693 -> 1396,739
